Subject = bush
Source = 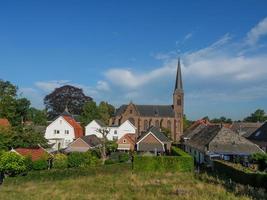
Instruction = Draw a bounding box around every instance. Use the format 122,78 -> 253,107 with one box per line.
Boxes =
119,153 -> 130,163
251,153 -> 267,171
214,160 -> 267,189
32,159 -> 48,170
68,152 -> 99,168
104,159 -> 116,165
0,152 -> 27,176
171,146 -> 191,157
53,153 -> 68,169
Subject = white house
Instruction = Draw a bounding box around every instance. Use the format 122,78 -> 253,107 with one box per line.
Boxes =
45,110 -> 83,150
85,119 -> 136,141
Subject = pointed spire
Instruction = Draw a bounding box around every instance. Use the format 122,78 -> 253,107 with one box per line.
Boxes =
174,58 -> 183,92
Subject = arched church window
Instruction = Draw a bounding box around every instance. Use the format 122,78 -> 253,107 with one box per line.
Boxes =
167,120 -> 171,130
155,120 -> 160,128
144,120 -> 149,130
177,98 -> 181,106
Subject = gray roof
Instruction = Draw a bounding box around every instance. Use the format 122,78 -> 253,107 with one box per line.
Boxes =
174,58 -> 183,92
182,124 -> 208,139
186,125 -> 263,155
138,126 -> 171,143
248,122 -> 267,142
80,135 -> 101,147
94,119 -> 106,127
231,122 -> 263,138
115,104 -> 175,118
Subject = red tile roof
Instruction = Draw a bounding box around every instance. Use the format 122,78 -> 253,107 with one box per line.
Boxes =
14,147 -> 48,161
63,116 -> 84,138
0,118 -> 10,127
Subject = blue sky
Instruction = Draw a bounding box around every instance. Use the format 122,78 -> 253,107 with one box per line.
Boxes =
1,0 -> 267,120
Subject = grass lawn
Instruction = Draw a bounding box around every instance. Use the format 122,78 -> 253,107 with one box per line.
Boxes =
0,163 -> 253,200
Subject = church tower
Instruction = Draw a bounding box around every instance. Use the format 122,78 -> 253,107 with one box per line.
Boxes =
173,58 -> 184,140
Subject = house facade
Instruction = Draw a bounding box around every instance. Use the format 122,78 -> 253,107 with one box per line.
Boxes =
45,110 -> 83,150
85,119 -> 136,141
109,59 -> 184,142
117,133 -> 136,151
65,135 -> 101,153
136,126 -> 171,153
184,125 -> 264,165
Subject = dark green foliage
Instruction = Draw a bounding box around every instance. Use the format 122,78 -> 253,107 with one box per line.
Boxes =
119,153 -> 130,163
26,107 -> 47,125
44,85 -> 92,119
214,160 -> 267,188
251,153 -> 267,171
104,159 -> 117,165
244,109 -> 267,122
106,141 -> 118,155
210,116 -> 232,124
0,152 -> 27,176
133,148 -> 193,173
161,127 -> 171,139
67,152 -> 99,168
32,159 -> 48,170
53,153 -> 68,169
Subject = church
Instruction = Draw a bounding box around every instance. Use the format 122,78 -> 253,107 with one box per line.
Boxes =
109,59 -> 184,142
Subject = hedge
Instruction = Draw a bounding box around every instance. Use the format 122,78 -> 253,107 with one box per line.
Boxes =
214,160 -> 267,188
171,146 -> 191,157
133,148 -> 193,173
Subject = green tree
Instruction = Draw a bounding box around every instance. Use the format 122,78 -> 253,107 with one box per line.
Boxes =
0,152 -> 27,176
98,101 -> 115,125
161,127 -> 171,139
0,80 -> 31,126
80,101 -> 100,126
27,107 -> 47,125
244,109 -> 267,122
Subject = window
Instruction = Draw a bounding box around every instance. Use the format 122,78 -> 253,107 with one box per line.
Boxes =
144,120 -> 148,130
113,136 -> 118,141
123,139 -> 127,143
255,131 -> 261,137
54,130 -> 60,134
114,130 -> 117,135
177,98 -> 181,106
167,120 -> 171,130
129,109 -> 133,114
65,130 -> 69,134
155,120 -> 160,128
60,120 -> 62,124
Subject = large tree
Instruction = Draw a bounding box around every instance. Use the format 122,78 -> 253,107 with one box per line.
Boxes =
44,85 -> 92,119
26,107 -> 47,125
0,80 -> 31,126
98,101 -> 115,125
244,109 -> 267,122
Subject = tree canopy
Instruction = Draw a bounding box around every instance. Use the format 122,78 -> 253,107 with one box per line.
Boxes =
44,85 -> 93,119
244,109 -> 267,122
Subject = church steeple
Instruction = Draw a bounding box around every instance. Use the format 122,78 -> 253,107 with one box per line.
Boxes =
173,57 -> 184,140
174,58 -> 183,93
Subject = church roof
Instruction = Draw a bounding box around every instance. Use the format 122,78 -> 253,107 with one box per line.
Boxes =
115,104 -> 175,118
174,58 -> 183,92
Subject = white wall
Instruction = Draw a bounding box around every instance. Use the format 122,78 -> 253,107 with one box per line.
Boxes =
85,120 -> 136,141
45,116 -> 75,149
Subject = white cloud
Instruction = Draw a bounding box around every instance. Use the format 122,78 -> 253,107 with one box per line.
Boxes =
246,17 -> 267,45
105,59 -> 177,89
184,32 -> 193,40
35,80 -> 70,92
96,81 -> 110,91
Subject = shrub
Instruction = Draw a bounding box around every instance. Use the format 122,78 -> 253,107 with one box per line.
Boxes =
53,153 -> 68,169
104,159 -> 116,165
171,146 -> 191,157
251,153 -> 267,171
119,153 -> 130,163
214,160 -> 267,189
0,152 -> 27,176
68,152 -> 99,168
32,159 -> 48,170
24,156 -> 33,171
